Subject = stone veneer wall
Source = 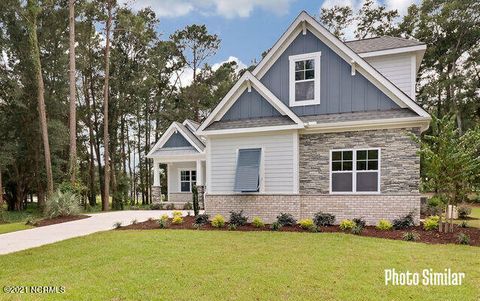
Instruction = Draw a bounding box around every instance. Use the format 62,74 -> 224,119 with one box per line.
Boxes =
152,186 -> 161,203
205,128 -> 421,225
169,192 -> 193,203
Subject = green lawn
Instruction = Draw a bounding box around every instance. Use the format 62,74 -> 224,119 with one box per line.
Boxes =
0,230 -> 479,300
0,222 -> 33,234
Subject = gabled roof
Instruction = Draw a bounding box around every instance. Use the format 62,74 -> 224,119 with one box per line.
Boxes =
146,121 -> 205,158
196,71 -> 304,134
345,36 -> 425,54
251,11 -> 430,119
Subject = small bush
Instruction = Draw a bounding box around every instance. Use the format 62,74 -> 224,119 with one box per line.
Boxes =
427,196 -> 442,207
172,216 -> 183,225
131,219 -> 138,225
351,224 -> 363,235
298,218 -> 315,231
352,218 -> 366,228
45,190 -> 81,219
276,213 -> 296,226
270,221 -> 282,231
457,205 -> 472,219
194,214 -> 209,226
376,219 -> 393,230
459,221 -> 469,228
457,233 -> 470,245
393,211 -> 415,230
173,210 -> 183,218
339,219 -> 356,231
423,216 -> 439,231
228,224 -> 237,230
252,217 -> 265,228
166,204 -> 175,210
229,210 -> 248,226
160,214 -> 169,222
25,217 -> 38,226
183,202 -> 193,210
402,231 -> 420,241
313,212 -> 335,227
211,215 -> 225,228
158,219 -> 168,229
150,203 -> 164,210
113,221 -> 122,229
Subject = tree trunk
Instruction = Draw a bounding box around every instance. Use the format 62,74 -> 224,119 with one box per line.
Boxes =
27,0 -> 54,198
0,167 -> 3,209
68,0 -> 77,183
102,1 -> 112,211
90,74 -> 104,206
83,75 -> 96,206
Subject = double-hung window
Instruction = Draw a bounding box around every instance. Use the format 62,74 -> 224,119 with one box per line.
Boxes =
289,52 -> 321,107
330,149 -> 380,193
180,170 -> 196,192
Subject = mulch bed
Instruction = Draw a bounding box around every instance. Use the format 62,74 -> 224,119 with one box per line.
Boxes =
119,215 -> 480,246
34,215 -> 90,227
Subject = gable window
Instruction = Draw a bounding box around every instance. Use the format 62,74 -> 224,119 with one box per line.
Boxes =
180,170 -> 196,192
289,52 -> 321,107
234,148 -> 262,193
330,148 -> 380,193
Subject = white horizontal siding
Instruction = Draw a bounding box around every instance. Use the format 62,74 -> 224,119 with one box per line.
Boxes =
168,162 -> 196,193
365,53 -> 415,99
209,131 -> 295,193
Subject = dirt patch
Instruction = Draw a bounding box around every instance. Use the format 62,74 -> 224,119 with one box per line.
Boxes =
34,215 -> 90,227
118,215 -> 480,246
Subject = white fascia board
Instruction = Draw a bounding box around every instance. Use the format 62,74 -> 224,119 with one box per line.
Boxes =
358,45 -> 427,58
252,11 -> 430,119
197,124 -> 304,136
146,123 -> 204,158
301,116 -> 431,134
147,153 -> 206,162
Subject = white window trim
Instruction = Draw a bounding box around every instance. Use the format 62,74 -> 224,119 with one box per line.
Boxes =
329,148 -> 381,194
179,169 -> 197,193
289,51 -> 321,107
234,147 -> 264,194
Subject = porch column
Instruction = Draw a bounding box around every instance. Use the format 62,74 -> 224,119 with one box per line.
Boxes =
152,159 -> 161,204
196,160 -> 205,208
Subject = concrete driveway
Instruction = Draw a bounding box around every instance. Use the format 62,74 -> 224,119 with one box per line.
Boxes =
0,210 -> 193,255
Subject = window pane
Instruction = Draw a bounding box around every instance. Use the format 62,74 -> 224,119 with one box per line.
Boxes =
305,69 -> 315,80
357,150 -> 367,160
332,151 -> 341,161
368,150 -> 378,160
332,173 -> 353,192
342,161 -> 352,171
295,71 -> 304,81
181,171 -> 190,181
295,81 -> 315,101
305,59 -> 314,70
181,182 -> 190,192
332,161 -> 341,171
368,161 -> 378,170
343,151 -> 352,160
357,160 -> 367,170
295,61 -> 304,71
356,172 -> 378,192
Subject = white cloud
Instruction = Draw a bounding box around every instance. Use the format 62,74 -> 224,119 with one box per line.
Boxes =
212,56 -> 247,71
121,0 -> 293,19
385,0 -> 418,16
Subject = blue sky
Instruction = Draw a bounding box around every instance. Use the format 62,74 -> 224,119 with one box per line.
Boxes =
123,0 -> 417,83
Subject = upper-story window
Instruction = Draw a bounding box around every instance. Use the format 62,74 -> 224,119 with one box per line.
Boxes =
289,51 -> 321,107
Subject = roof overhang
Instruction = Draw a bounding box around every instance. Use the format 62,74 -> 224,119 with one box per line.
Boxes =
146,122 -> 204,158
358,44 -> 427,72
199,124 -> 304,136
149,153 -> 206,163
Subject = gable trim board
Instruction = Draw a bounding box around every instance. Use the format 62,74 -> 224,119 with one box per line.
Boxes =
251,11 -> 430,119
147,122 -> 205,158
197,72 -> 304,135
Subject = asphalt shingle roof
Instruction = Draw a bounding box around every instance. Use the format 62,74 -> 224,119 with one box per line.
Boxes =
345,36 -> 424,54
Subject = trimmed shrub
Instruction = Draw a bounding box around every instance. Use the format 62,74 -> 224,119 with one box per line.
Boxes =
211,215 -> 226,228
252,217 -> 265,228
298,218 -> 315,231
166,204 -> 175,210
313,212 -> 335,227
270,221 -> 282,231
423,216 -> 439,231
339,219 -> 356,231
172,216 -> 183,225
402,231 -> 420,241
276,213 -> 296,227
194,214 -> 210,226
45,189 -> 81,219
160,214 -> 169,222
376,219 -> 393,230
392,211 -> 415,230
457,233 -> 470,245
173,210 -> 183,217
183,202 -> 193,210
351,224 -> 363,235
158,219 -> 168,229
229,210 -> 248,226
150,203 -> 164,210
458,205 -> 472,219
352,218 -> 366,228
